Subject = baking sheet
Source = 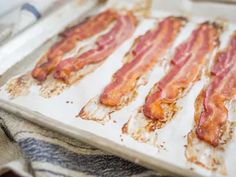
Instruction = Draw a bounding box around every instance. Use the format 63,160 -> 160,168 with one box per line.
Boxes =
0,0 -> 236,177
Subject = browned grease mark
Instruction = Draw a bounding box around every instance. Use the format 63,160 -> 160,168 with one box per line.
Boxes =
144,103 -> 180,132
131,132 -> 147,142
186,131 -> 228,175
78,94 -> 133,123
132,0 -> 152,18
98,0 -> 107,4
39,76 -> 68,98
122,122 -> 128,134
78,101 -> 114,122
5,72 -> 68,99
5,73 -> 34,99
39,60 -> 105,98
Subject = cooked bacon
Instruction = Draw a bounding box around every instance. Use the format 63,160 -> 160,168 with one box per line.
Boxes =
32,9 -> 117,82
99,17 -> 186,107
143,22 -> 221,122
60,9 -> 117,39
196,32 -> 236,147
54,12 -> 137,84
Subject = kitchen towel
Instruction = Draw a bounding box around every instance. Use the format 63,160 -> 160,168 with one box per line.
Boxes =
0,0 -> 57,44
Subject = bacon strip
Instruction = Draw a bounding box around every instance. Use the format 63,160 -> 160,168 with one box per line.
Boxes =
143,22 -> 221,123
195,32 -> 236,147
60,9 -> 117,39
99,17 -> 186,107
32,9 -> 117,82
54,12 -> 137,84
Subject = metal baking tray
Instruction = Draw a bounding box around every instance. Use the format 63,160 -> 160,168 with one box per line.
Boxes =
0,0 -> 236,176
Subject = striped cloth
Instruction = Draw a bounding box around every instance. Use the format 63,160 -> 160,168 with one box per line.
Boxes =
0,110 -> 168,177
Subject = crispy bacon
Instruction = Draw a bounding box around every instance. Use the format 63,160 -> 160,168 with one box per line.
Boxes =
99,17 -> 186,107
32,9 -> 117,82
143,22 -> 221,122
54,12 -> 137,84
196,32 -> 236,147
